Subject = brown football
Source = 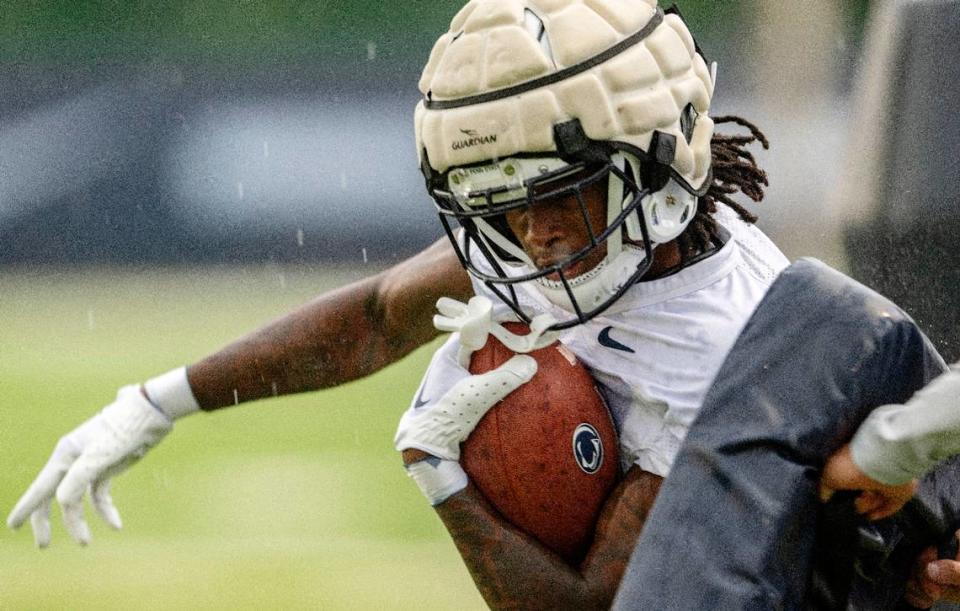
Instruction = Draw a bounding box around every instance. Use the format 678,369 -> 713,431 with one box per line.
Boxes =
464,322 -> 620,563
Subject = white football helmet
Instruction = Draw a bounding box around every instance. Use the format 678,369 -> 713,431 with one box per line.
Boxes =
415,0 -> 717,328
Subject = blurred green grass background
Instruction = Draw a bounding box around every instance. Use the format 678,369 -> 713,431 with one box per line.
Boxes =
0,266 -> 485,610
0,1 -> 755,66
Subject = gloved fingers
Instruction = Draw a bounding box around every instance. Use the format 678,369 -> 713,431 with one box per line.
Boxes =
435,297 -> 469,320
436,298 -> 496,368
60,498 -> 92,546
434,297 -> 494,348
527,313 -> 561,348
56,454 -> 102,513
494,353 -> 538,386
463,354 -> 538,408
433,314 -> 461,334
490,313 -> 559,354
29,499 -> 52,549
458,297 -> 494,350
436,295 -> 492,317
454,344 -> 474,370
438,354 -> 537,447
91,479 -> 122,530
56,451 -> 119,545
395,355 -> 537,460
465,295 -> 493,317
6,455 -> 71,530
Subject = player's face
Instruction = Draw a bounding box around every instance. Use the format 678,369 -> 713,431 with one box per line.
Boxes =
504,174 -> 608,280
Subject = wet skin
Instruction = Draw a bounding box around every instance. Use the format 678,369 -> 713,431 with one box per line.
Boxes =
504,177 -> 609,281
504,174 -> 682,280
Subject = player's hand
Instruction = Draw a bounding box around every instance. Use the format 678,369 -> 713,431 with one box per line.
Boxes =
394,335 -> 536,505
433,296 -> 558,367
818,443 -> 917,521
904,533 -> 960,608
395,337 -> 536,462
6,386 -> 173,547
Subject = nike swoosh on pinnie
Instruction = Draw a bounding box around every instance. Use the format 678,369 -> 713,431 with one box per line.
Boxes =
598,326 -> 635,354
414,385 -> 430,409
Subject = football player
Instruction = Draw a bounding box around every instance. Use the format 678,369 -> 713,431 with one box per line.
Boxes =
386,1 -> 951,608
8,0 -> 783,581
6,1 -> 948,609
389,0 -> 791,607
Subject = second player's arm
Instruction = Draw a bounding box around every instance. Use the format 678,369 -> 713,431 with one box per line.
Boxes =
188,237 -> 472,410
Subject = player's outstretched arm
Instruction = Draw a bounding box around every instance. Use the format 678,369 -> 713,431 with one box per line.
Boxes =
8,237 -> 471,547
188,237 -> 471,409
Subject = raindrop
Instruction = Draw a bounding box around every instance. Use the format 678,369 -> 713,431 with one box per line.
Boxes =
233,389 -> 239,405
353,402 -> 361,446
296,228 -> 304,247
367,42 -> 377,60
263,140 -> 269,158
362,247 -> 368,263
237,182 -> 245,199
277,272 -> 286,289
271,381 -> 278,397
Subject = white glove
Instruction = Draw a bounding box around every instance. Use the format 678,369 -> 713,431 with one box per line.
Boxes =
433,295 -> 559,368
395,337 -> 537,462
396,296 -> 557,505
6,368 -> 199,547
395,337 -> 536,505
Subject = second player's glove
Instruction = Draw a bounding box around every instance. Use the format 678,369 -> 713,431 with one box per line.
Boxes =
6,367 -> 199,547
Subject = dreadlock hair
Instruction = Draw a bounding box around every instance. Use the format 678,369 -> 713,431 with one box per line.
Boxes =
677,115 -> 770,258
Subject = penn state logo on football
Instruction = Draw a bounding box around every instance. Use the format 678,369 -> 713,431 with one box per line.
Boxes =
572,423 -> 603,475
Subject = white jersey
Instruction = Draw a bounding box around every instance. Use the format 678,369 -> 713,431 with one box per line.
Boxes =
419,209 -> 789,477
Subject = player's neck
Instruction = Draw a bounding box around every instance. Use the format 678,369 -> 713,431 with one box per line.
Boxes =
645,229 -> 728,281
646,241 -> 682,279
